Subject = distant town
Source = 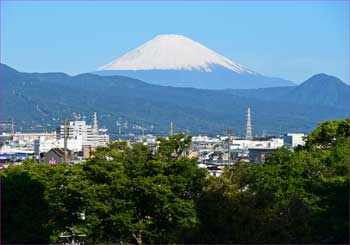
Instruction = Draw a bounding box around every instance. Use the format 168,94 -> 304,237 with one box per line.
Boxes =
0,108 -> 306,176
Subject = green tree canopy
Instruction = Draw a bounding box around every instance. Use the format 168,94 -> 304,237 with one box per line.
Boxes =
1,119 -> 349,244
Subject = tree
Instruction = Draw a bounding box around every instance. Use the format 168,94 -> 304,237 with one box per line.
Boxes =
156,133 -> 192,161
305,118 -> 350,148
74,136 -> 207,244
1,161 -> 86,244
1,165 -> 51,243
190,118 -> 350,244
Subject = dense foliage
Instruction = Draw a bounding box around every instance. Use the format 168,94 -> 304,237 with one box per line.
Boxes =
1,119 -> 349,244
193,118 -> 350,243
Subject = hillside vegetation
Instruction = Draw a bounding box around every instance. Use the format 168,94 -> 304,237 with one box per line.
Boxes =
2,64 -> 350,135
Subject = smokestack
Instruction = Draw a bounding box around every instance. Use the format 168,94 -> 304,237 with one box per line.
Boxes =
169,121 -> 174,136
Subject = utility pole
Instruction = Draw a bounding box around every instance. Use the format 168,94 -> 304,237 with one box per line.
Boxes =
93,112 -> 98,133
141,125 -> 145,141
64,118 -> 68,162
227,128 -> 232,164
11,118 -> 14,137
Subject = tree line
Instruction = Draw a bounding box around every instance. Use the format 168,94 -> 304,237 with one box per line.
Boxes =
1,119 -> 349,244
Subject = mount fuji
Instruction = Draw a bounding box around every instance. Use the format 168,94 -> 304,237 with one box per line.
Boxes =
95,34 -> 294,89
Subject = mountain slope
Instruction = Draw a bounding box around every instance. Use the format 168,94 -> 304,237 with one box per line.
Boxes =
95,34 -> 294,89
286,74 -> 350,108
2,64 -> 349,136
224,74 -> 350,109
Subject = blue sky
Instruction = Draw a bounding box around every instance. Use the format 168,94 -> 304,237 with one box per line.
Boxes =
1,1 -> 349,83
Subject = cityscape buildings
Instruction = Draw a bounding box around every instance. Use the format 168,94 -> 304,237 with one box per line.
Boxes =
0,112 -> 110,164
0,110 -> 306,173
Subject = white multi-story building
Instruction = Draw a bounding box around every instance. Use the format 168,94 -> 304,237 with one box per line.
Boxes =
59,112 -> 109,149
283,133 -> 305,148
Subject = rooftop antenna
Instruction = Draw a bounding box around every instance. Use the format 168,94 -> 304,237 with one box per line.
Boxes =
279,125 -> 283,137
245,107 -> 253,140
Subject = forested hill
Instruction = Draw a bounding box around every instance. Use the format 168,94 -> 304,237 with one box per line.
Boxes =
2,63 -> 350,135
224,73 -> 350,108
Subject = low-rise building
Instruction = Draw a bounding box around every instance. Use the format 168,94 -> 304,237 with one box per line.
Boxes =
248,148 -> 277,164
41,148 -> 73,164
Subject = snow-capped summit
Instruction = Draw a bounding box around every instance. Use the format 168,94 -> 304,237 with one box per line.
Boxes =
98,34 -> 255,74
95,34 -> 295,89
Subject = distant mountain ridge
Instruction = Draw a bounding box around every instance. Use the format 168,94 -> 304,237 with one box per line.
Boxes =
95,34 -> 295,89
1,63 -> 349,136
